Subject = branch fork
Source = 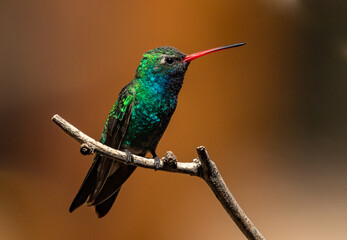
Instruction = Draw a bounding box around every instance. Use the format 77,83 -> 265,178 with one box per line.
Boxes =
52,114 -> 265,240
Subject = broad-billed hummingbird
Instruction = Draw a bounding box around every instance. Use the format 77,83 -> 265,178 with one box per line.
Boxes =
70,43 -> 246,217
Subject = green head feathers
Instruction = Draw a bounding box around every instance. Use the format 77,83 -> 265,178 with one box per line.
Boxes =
135,46 -> 190,83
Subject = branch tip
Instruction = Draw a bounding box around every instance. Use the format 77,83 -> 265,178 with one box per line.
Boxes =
196,146 -> 209,160
196,146 -> 214,177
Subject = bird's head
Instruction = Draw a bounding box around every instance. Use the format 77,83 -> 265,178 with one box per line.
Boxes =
136,46 -> 188,81
136,43 -> 246,78
135,43 -> 246,93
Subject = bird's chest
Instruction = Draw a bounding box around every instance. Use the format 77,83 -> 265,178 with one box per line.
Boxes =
122,92 -> 177,150
132,93 -> 176,131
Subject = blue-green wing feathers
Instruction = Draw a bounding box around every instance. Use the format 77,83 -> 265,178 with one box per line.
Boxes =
69,86 -> 135,215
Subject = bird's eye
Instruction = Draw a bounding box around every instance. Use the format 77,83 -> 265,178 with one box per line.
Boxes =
165,58 -> 174,65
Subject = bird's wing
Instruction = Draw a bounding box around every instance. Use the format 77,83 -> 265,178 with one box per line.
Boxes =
89,86 -> 135,202
69,85 -> 135,212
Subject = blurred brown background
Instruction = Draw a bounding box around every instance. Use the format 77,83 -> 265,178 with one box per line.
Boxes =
1,0 -> 346,239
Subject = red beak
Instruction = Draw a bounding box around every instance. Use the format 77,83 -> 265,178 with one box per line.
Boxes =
182,43 -> 246,63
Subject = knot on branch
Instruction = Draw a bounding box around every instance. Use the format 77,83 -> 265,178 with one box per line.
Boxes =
162,151 -> 177,168
80,143 -> 94,155
193,157 -> 201,164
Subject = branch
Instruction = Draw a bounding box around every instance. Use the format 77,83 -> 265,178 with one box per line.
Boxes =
52,114 -> 265,240
197,147 -> 265,240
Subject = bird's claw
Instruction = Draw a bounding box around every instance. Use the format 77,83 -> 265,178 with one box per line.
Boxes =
154,156 -> 161,170
124,149 -> 134,164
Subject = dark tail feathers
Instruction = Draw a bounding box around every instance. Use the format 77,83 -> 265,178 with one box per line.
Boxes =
69,156 -> 136,217
69,158 -> 100,213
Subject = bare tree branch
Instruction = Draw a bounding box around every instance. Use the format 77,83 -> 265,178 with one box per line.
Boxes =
196,147 -> 265,240
52,114 -> 265,240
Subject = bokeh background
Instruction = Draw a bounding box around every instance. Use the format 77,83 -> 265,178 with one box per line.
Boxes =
1,0 -> 346,239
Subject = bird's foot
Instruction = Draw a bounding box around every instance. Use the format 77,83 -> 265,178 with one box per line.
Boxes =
124,149 -> 134,164
154,155 -> 161,170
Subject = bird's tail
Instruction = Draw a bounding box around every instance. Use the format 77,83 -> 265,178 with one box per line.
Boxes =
69,155 -> 136,217
69,157 -> 100,213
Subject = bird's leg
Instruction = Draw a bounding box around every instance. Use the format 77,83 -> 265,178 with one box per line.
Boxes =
150,150 -> 161,170
124,149 -> 134,164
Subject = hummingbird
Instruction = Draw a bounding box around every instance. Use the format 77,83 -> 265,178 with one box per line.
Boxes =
69,43 -> 246,217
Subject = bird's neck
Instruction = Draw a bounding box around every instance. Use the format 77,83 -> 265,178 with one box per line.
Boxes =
135,75 -> 184,99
